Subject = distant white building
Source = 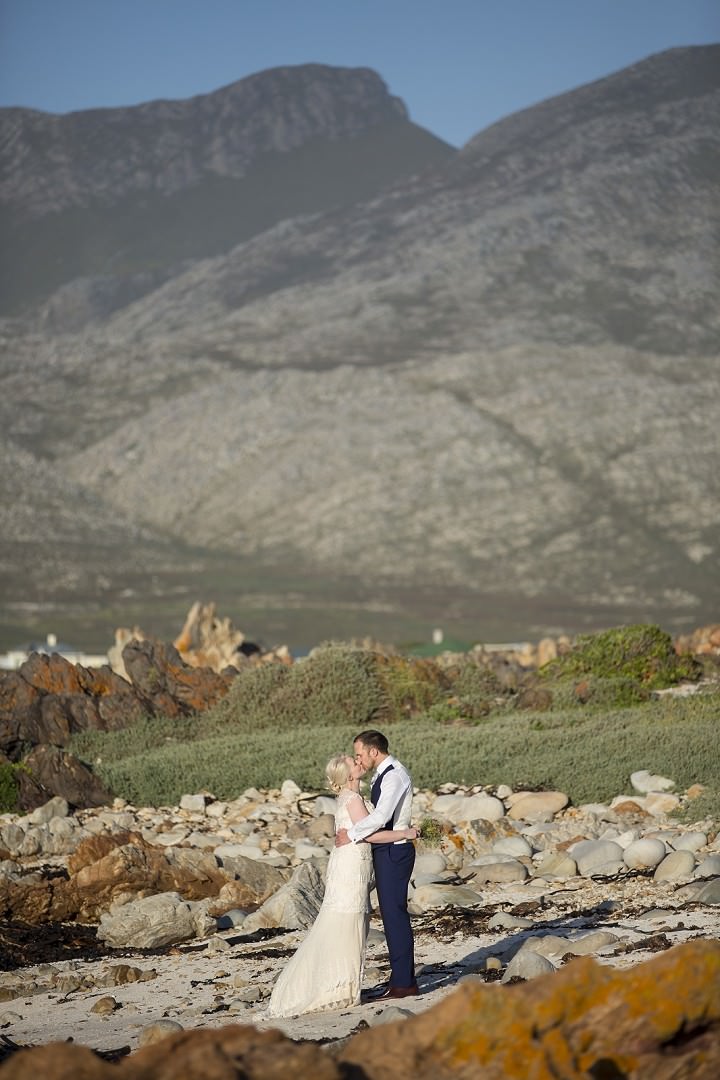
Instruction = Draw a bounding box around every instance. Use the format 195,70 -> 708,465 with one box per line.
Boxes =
0,632 -> 108,671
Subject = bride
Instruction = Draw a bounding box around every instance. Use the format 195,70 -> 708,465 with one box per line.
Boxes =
266,752 -> 417,1018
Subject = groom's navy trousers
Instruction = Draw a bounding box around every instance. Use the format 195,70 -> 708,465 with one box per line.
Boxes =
371,766 -> 416,988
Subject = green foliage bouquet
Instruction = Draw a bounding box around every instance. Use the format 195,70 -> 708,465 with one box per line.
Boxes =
416,816 -> 445,847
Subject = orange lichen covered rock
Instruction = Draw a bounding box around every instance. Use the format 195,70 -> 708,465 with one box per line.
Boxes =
339,938 -> 720,1079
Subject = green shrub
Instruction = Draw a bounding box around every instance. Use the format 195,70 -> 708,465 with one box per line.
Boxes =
75,689 -> 720,819
0,763 -> 21,813
548,676 -> 650,710
541,624 -> 700,689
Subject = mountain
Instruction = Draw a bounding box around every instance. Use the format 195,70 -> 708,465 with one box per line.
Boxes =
0,64 -> 453,317
0,49 -> 718,650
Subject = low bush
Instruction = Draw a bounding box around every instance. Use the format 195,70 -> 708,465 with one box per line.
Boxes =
74,690 -> 720,817
540,624 -> 700,689
0,763 -> 21,813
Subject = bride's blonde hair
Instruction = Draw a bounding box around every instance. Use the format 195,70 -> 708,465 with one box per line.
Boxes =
326,752 -> 351,793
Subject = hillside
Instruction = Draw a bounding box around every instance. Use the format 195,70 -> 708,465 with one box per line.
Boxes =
0,48 -> 718,650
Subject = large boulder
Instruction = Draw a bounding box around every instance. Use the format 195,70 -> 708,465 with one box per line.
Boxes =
96,891 -> 216,948
21,744 -> 113,808
121,638 -> 237,716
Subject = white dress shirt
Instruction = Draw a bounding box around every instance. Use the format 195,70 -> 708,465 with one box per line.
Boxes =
347,755 -> 413,844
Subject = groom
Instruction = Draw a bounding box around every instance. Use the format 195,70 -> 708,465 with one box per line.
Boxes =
336,729 -> 418,999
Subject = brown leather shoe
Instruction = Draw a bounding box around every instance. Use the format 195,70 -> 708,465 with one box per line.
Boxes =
379,984 -> 419,999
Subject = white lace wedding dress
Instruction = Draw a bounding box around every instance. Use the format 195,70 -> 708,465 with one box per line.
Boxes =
266,789 -> 373,1018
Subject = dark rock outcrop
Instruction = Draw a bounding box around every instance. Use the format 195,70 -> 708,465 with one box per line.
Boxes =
0,642 -> 239,808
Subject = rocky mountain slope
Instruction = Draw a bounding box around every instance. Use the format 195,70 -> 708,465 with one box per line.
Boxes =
0,48 -> 718,649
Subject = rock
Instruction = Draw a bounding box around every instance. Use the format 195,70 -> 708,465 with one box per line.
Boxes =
368,1004 -> 415,1026
307,813 -> 335,839
27,796 -> 70,825
90,995 -> 119,1014
563,930 -> 620,955
644,792 -> 681,815
501,950 -> 556,982
280,779 -> 302,802
179,793 -> 209,814
692,878 -> 720,904
20,745 -> 113,808
431,793 -> 505,823
339,939 -> 720,1078
533,851 -> 578,879
241,860 -> 324,932
673,831 -> 708,852
630,769 -> 675,794
623,838 -> 667,870
121,638 -> 236,717
506,791 -> 569,821
137,1019 -> 184,1047
97,891 -> 216,948
654,849 -> 696,882
694,855 -> 720,878
215,853 -> 288,906
492,836 -> 533,857
570,839 -> 625,877
414,852 -> 448,876
487,912 -> 533,931
470,860 -> 528,884
408,883 -> 484,913
294,840 -> 329,860
216,908 -> 247,929
314,796 -> 337,816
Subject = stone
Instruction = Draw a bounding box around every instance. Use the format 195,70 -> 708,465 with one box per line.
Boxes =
341,939 -> 720,1078
27,796 -> 70,825
630,769 -> 675,794
506,791 -> 569,821
694,855 -> 720,878
563,930 -> 620,955
673,831 -> 708,852
414,852 -> 448,875
97,891 -> 216,948
179,794 -> 208,814
307,813 -> 335,839
241,860 -> 324,932
408,883 -> 484,913
691,878 -> 720,904
280,779 -> 302,801
89,995 -> 118,1014
570,839 -> 625,877
533,851 -> 578,879
644,792 -> 681,815
501,950 -> 556,982
654,849 -> 697,881
432,793 -> 505,823
623,838 -> 667,870
492,836 -> 533,857
487,912 -> 533,931
21,745 -> 113,808
137,1019 -> 184,1047
470,860 -> 528,884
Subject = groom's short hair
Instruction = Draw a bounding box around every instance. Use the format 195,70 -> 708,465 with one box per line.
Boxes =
354,730 -> 388,754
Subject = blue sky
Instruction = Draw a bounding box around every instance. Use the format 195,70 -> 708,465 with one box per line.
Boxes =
0,0 -> 718,147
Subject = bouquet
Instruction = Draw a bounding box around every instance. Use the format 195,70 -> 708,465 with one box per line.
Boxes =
415,817 -> 445,847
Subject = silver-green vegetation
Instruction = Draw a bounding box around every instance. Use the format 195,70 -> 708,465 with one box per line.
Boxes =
67,633 -> 720,821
